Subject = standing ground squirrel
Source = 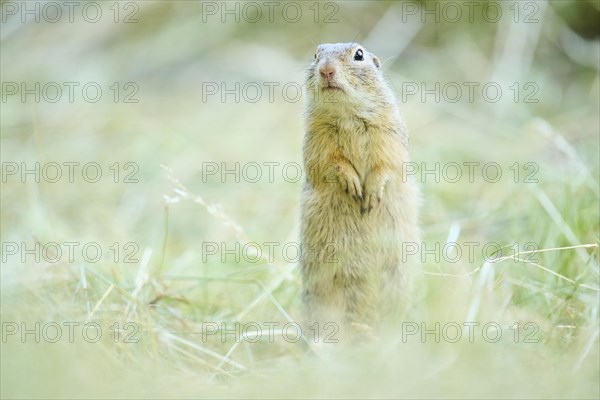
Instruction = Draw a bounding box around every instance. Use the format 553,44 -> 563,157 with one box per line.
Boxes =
300,43 -> 420,340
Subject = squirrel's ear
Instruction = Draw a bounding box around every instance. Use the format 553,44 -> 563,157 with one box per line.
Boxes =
372,56 -> 381,68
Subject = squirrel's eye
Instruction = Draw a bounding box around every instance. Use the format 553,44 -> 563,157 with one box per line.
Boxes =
354,49 -> 364,61
314,53 -> 317,60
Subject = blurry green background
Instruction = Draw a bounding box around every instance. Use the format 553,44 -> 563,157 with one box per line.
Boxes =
1,1 -> 599,398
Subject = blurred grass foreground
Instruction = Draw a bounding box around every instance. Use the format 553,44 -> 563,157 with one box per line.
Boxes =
1,0 -> 599,399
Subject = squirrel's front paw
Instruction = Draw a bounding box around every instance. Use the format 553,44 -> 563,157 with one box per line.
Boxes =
338,172 -> 363,202
361,180 -> 385,214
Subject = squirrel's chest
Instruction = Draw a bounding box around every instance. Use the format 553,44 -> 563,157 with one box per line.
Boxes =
334,119 -> 376,175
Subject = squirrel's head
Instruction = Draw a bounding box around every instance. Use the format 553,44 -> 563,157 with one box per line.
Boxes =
306,43 -> 392,112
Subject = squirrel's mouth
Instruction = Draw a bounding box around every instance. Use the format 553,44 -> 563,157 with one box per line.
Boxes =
321,82 -> 343,92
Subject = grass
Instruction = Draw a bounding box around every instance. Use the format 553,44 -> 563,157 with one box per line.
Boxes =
1,1 -> 599,399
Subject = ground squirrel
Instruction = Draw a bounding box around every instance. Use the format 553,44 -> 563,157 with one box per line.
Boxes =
300,43 -> 420,340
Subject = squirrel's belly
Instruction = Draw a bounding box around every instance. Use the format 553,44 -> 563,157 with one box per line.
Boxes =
301,186 -> 401,245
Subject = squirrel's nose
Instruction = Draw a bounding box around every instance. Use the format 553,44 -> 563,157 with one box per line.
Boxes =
319,63 -> 336,80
